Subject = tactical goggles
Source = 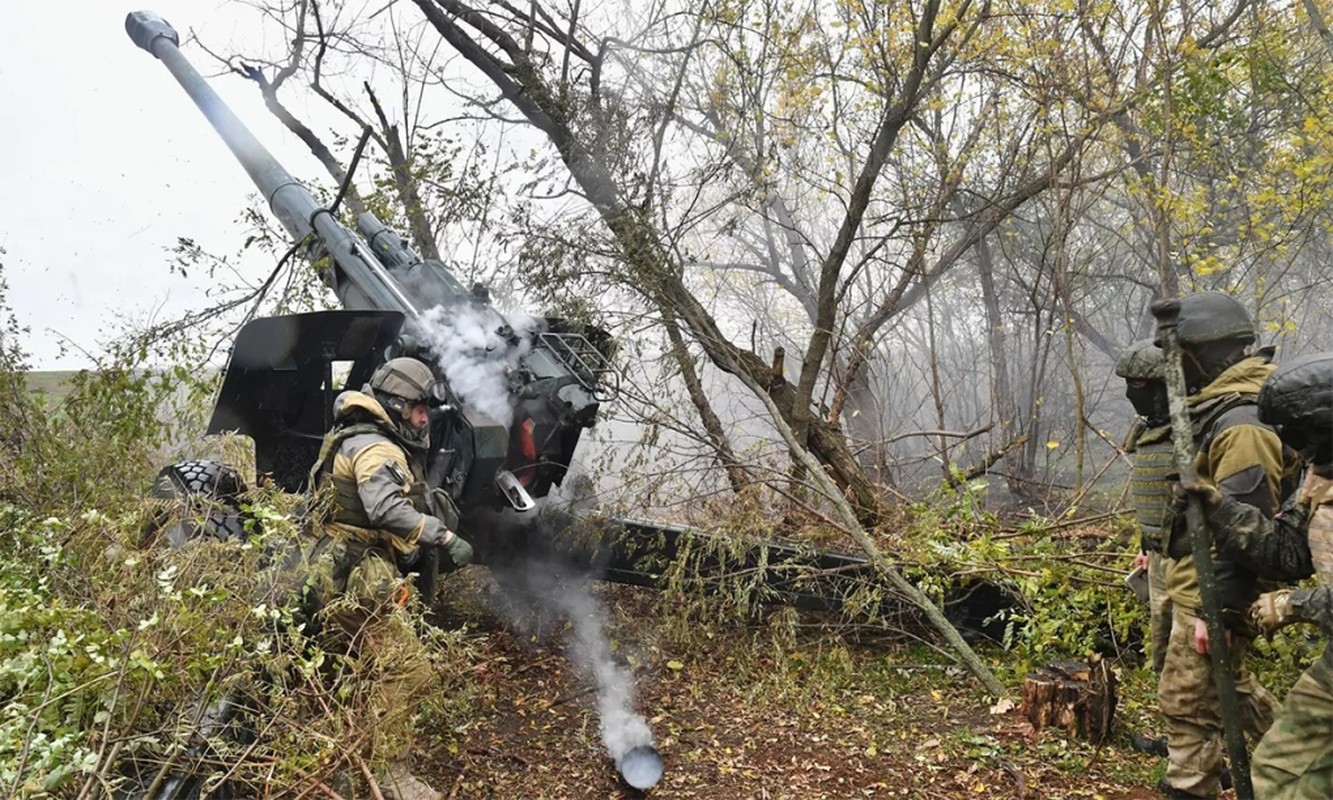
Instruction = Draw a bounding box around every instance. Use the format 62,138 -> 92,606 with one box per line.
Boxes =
425,379 -> 451,409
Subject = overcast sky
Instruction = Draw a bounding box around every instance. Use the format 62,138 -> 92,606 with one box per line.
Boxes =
2,1 -> 345,369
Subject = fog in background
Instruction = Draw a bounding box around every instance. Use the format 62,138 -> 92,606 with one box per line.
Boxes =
13,1 -> 1333,514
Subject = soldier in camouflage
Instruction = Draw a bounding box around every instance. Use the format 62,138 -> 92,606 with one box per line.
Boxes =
1181,351 -> 1333,799
1116,339 -> 1175,758
307,357 -> 474,800
1154,292 -> 1299,800
1117,338 -> 1175,675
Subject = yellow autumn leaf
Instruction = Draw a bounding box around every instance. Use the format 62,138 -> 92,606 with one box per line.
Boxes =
1046,440 -> 1060,449
666,660 -> 684,671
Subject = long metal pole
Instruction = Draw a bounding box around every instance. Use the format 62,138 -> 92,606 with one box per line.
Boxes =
1152,299 -> 1254,800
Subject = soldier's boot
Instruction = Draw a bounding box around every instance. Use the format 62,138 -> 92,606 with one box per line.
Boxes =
375,761 -> 444,800
1131,733 -> 1168,758
1155,778 -> 1213,799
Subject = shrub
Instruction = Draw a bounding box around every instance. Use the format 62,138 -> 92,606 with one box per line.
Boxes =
0,265 -> 477,798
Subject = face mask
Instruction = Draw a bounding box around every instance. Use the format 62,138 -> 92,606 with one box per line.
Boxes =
400,421 -> 429,446
1181,340 -> 1249,393
1126,382 -> 1171,426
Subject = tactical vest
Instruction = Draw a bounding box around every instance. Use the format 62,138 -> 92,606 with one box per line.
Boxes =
1130,425 -> 1175,553
1302,474 -> 1333,584
1192,392 -> 1257,446
308,422 -> 429,539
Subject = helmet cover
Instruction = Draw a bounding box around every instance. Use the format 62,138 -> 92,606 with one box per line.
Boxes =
1166,291 -> 1255,347
1115,338 -> 1165,380
1258,351 -> 1333,442
370,357 -> 435,404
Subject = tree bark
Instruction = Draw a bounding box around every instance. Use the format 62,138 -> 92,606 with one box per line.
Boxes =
363,84 -> 442,261
663,312 -> 752,495
1021,661 -> 1116,744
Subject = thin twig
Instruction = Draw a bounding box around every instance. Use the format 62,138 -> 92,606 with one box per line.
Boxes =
355,754 -> 387,800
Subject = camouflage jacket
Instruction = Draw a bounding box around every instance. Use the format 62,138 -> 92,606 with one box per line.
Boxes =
1207,471 -> 1333,633
1164,356 -> 1303,622
1204,491 -> 1314,584
1290,584 -> 1333,635
308,391 -> 448,559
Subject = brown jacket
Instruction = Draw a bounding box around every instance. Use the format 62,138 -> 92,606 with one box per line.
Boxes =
1165,356 -> 1301,621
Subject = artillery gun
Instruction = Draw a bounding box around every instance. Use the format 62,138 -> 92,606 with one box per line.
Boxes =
125,12 -> 613,529
125,9 -> 1010,797
125,9 -> 939,613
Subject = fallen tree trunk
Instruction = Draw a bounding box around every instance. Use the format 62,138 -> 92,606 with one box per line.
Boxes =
735,368 -> 1009,699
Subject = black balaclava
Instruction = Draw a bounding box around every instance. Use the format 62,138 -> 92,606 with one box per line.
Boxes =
1126,380 -> 1171,428
1181,339 -> 1250,394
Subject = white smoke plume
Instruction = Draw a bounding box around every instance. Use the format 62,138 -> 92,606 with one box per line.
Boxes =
490,552 -> 654,764
549,580 -> 654,763
413,303 -> 543,429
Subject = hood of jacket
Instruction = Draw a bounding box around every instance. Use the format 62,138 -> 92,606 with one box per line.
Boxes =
332,390 -> 398,428
331,389 -> 430,454
1188,354 -> 1275,406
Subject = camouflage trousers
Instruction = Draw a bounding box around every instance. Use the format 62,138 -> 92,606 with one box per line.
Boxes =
308,540 -> 435,765
1159,608 -> 1278,797
1148,551 -> 1173,675
1251,645 -> 1333,799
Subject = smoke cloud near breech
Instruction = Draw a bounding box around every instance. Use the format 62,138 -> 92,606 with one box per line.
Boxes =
414,303 -> 542,429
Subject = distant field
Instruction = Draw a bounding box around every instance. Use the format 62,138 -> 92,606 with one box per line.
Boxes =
25,370 -> 81,404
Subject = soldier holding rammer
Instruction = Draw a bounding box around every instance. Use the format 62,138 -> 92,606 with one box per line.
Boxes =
1154,292 -> 1300,799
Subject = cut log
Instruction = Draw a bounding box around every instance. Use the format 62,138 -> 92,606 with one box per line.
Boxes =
1020,660 -> 1117,744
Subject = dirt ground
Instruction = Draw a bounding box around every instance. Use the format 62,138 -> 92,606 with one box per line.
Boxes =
414,582 -> 1177,800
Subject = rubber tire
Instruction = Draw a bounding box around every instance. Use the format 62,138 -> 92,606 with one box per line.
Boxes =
147,460 -> 252,544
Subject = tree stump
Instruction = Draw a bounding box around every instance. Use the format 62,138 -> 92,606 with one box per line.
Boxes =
1020,660 -> 1117,744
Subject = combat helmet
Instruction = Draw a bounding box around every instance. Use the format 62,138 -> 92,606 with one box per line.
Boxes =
1156,291 -> 1257,392
1258,351 -> 1333,461
1169,291 -> 1255,347
1114,338 -> 1165,381
1117,338 -> 1171,425
368,357 -> 442,443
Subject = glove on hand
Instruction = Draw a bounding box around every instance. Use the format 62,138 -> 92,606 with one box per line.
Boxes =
417,520 -> 450,547
1248,590 -> 1298,638
1171,478 -> 1223,511
442,533 -> 474,569
418,520 -> 473,568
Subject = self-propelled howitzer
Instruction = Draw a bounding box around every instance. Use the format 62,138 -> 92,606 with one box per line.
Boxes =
127,10 -> 1020,626
126,11 -> 616,533
127,16 -> 1030,799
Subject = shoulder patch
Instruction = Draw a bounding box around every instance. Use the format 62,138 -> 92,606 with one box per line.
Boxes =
385,460 -> 408,486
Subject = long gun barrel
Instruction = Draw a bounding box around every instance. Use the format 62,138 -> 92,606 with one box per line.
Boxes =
127,10 -> 616,517
126,11 -> 423,316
